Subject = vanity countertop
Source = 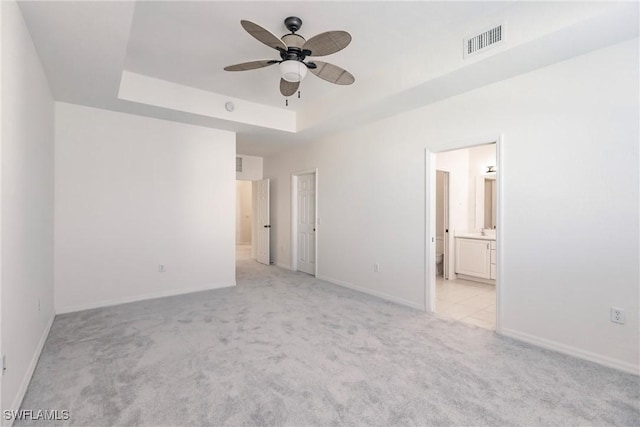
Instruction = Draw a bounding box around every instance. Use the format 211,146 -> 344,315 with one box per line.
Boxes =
455,233 -> 496,241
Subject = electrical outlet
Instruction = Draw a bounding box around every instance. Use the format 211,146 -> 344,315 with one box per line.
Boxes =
610,307 -> 625,324
38,298 -> 41,312
2,355 -> 6,374
159,264 -> 165,273
373,263 -> 379,273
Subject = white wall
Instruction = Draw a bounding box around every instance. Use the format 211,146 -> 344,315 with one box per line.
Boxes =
235,181 -> 252,244
265,39 -> 639,373
55,103 -> 236,313
1,0 -> 55,417
236,154 -> 263,181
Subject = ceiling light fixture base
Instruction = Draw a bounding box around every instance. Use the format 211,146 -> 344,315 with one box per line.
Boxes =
284,16 -> 302,33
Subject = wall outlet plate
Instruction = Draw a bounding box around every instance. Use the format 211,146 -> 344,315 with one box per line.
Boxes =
610,307 -> 625,324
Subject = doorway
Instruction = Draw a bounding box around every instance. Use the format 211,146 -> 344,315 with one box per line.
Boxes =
236,178 -> 270,265
291,170 -> 318,276
426,139 -> 502,331
236,180 -> 253,261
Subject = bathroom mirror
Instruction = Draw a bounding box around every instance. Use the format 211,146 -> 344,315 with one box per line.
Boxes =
475,174 -> 496,231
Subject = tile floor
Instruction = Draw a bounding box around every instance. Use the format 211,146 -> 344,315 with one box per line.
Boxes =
435,277 -> 496,330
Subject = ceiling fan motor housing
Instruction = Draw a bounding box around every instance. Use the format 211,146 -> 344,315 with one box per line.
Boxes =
281,33 -> 305,49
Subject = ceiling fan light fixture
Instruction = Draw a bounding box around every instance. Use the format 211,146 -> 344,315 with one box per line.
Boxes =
279,60 -> 307,82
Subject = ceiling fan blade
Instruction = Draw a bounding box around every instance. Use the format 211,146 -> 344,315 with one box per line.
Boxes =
224,60 -> 277,72
280,79 -> 300,97
302,31 -> 352,56
240,20 -> 287,51
309,61 -> 355,85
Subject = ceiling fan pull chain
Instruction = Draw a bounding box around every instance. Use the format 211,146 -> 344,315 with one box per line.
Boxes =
285,99 -> 288,107
298,91 -> 301,99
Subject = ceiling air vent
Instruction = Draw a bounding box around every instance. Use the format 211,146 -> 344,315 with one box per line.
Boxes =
236,157 -> 243,173
464,24 -> 504,58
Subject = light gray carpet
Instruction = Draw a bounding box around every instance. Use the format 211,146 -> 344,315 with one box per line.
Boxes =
18,258 -> 640,426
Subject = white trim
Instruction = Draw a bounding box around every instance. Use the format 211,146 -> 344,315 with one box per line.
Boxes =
56,281 -> 236,314
318,275 -> 425,311
495,134 -> 505,333
290,168 -> 318,277
8,314 -> 55,426
501,327 -> 639,376
425,149 -> 436,313
276,262 -> 292,270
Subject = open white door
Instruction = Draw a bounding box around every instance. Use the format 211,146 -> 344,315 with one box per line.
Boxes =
296,173 -> 316,275
255,179 -> 270,265
443,171 -> 450,279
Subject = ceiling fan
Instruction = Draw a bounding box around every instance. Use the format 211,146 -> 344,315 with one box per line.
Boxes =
224,16 -> 355,98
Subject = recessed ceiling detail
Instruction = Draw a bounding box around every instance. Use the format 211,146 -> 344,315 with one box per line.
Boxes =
16,1 -> 639,156
118,71 -> 296,132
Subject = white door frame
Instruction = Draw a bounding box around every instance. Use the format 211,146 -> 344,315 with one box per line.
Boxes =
291,169 -> 318,276
425,135 -> 505,333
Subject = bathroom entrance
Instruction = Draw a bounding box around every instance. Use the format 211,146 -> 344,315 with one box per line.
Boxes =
427,141 -> 500,331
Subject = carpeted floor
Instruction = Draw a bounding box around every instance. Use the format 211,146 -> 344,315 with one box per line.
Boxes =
17,258 -> 640,426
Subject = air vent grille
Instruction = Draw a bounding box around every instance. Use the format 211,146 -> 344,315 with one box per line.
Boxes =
464,24 -> 503,58
236,157 -> 243,173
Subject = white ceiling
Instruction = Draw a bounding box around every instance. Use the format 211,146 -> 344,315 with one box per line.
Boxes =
17,1 -> 639,157
124,1 -> 511,109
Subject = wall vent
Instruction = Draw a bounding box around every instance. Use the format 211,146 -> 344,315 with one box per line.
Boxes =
236,157 -> 243,173
464,24 -> 504,58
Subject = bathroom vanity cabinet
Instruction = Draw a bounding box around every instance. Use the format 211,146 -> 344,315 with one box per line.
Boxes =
455,235 -> 496,283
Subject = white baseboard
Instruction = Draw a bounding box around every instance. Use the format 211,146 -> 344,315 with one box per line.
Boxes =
317,275 -> 425,311
7,313 -> 55,426
56,281 -> 236,314
276,262 -> 291,270
501,327 -> 639,376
